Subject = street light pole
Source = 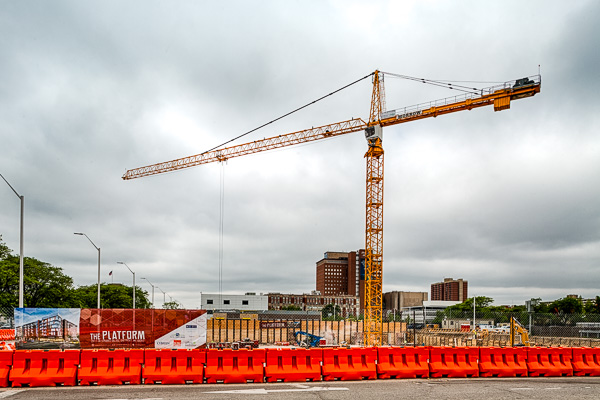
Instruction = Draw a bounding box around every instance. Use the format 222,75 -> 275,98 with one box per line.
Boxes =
74,232 -> 101,308
117,262 -> 135,309
1,173 -> 24,308
157,287 -> 167,306
142,277 -> 155,308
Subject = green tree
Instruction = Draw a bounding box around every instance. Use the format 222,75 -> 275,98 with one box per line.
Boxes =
584,296 -> 600,314
0,238 -> 76,308
162,300 -> 181,309
72,284 -> 151,309
549,296 -> 583,314
321,304 -> 341,320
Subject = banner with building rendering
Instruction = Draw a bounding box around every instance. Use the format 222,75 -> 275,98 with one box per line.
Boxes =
14,308 -> 207,349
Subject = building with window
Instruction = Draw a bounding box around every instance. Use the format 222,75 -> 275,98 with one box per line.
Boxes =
268,292 -> 360,318
430,278 -> 468,302
316,249 -> 366,310
200,292 -> 268,312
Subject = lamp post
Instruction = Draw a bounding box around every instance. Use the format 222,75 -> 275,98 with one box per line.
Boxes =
1,173 -> 24,308
117,262 -> 135,309
157,287 -> 167,307
74,232 -> 101,308
142,277 -> 155,308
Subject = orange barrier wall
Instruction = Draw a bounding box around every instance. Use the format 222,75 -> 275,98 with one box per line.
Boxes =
429,346 -> 479,378
376,347 -> 429,379
205,348 -> 265,384
265,348 -> 322,382
0,330 -> 15,341
572,347 -> 600,376
143,349 -> 205,384
0,350 -> 13,388
322,347 -> 377,381
479,347 -> 527,377
10,349 -> 80,387
527,347 -> 573,377
79,348 -> 144,385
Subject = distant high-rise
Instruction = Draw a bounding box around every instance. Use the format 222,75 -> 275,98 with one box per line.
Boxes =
431,278 -> 468,302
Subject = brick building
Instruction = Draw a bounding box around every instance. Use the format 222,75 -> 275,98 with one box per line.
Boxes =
316,250 -> 366,309
267,292 -> 360,317
430,278 -> 468,302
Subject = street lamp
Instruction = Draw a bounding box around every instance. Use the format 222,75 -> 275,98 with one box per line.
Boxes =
141,277 -> 155,308
74,232 -> 101,308
117,262 -> 135,309
157,287 -> 167,306
1,173 -> 24,308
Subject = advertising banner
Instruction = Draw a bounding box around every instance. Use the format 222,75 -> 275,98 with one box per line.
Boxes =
14,308 -> 207,349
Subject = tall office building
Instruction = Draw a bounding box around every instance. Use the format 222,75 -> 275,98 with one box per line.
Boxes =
430,278 -> 468,302
316,250 -> 365,309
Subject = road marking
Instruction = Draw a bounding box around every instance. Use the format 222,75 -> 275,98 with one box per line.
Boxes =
0,390 -> 25,399
205,386 -> 349,395
511,388 -> 533,390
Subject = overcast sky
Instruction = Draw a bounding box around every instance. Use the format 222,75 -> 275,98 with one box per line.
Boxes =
1,1 -> 599,308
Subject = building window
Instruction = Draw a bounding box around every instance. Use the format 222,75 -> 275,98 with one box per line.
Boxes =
242,300 -> 249,305
207,299 -> 213,305
224,300 -> 230,305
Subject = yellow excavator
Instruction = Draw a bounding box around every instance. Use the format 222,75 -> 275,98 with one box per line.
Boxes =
510,317 -> 531,346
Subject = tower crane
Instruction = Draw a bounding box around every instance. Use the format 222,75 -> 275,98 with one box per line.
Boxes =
123,70 -> 541,346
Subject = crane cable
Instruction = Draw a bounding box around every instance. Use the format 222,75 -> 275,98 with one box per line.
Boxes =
382,71 -> 488,95
201,72 -> 374,154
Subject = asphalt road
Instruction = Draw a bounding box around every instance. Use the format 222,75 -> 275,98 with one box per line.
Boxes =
1,378 -> 599,400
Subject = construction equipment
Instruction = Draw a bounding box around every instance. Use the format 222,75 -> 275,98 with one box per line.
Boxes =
293,331 -> 323,348
510,316 -> 531,347
123,70 -> 541,347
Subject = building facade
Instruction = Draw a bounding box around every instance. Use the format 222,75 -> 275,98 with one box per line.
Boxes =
200,293 -> 268,312
268,292 -> 360,318
430,278 -> 468,302
316,249 -> 366,310
383,291 -> 428,312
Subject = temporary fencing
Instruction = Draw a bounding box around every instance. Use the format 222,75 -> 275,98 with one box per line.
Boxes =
322,347 -> 377,381
10,349 -> 80,387
428,346 -> 479,378
572,347 -> 600,376
376,346 -> 429,379
478,347 -> 527,377
0,330 -> 14,341
79,348 -> 144,385
526,347 -> 573,377
0,350 -> 12,388
143,349 -> 205,384
205,348 -> 266,384
265,348 -> 322,382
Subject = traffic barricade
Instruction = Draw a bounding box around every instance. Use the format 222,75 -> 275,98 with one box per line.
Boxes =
79,348 -> 144,385
322,347 -> 377,381
265,348 -> 322,382
143,348 -> 205,384
10,349 -> 80,387
428,346 -> 479,378
376,346 -> 429,379
572,347 -> 600,376
205,348 -> 265,384
527,347 -> 573,377
479,347 -> 527,377
0,349 -> 13,388
0,330 -> 15,341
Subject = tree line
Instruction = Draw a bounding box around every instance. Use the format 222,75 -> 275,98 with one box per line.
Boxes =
0,235 -> 153,309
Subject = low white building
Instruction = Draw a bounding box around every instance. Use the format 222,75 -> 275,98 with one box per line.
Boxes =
200,292 -> 268,312
399,300 -> 460,324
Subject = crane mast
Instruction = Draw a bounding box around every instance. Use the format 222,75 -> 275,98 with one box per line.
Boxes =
123,70 -> 541,347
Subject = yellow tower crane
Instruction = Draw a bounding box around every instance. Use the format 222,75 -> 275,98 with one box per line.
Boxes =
123,70 -> 541,346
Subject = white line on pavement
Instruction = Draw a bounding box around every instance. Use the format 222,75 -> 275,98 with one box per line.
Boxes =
204,386 -> 349,395
0,390 -> 25,399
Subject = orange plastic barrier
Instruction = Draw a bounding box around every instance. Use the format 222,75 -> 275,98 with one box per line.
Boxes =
0,330 -> 15,341
527,347 -> 573,377
479,347 -> 527,377
322,347 -> 377,381
79,348 -> 144,385
376,347 -> 429,379
572,347 -> 600,376
0,350 -> 13,388
265,348 -> 322,382
205,348 -> 265,384
10,349 -> 80,387
143,348 -> 205,384
428,346 -> 479,378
